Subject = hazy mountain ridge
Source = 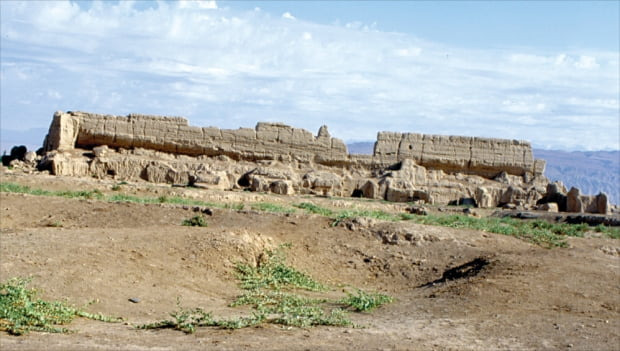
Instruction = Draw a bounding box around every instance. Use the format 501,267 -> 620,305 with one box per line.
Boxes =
348,142 -> 619,204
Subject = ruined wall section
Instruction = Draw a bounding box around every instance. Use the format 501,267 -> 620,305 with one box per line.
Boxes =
44,111 -> 348,165
43,111 -> 543,179
372,132 -> 545,178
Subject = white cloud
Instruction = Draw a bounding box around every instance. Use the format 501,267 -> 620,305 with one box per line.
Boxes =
178,0 -> 218,10
0,1 -> 618,151
282,12 -> 295,20
394,47 -> 422,57
574,55 -> 599,69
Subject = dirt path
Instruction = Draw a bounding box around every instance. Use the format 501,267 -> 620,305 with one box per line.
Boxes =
1,173 -> 619,350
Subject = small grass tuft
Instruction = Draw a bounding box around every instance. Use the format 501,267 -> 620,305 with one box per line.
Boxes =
339,289 -> 393,312
181,215 -> 208,227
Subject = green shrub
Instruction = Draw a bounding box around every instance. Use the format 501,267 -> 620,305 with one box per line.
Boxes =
181,215 -> 208,227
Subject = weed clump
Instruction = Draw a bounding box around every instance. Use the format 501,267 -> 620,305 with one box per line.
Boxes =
339,289 -> 393,312
181,215 -> 208,227
235,244 -> 325,291
0,277 -> 121,335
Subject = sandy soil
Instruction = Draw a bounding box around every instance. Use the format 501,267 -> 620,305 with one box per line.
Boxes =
1,172 -> 619,350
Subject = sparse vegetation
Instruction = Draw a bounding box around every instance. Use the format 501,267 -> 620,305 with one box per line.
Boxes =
331,209 -> 399,226
2,181 -> 617,247
339,289 -> 393,312
139,245 -> 388,332
250,202 -> 296,214
181,215 -> 208,227
0,277 -> 121,335
405,214 -> 600,248
294,202 -> 334,216
137,301 -> 218,333
0,183 -> 103,200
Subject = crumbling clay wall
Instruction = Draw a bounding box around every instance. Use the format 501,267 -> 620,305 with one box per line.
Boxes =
372,132 -> 545,178
45,111 -> 544,178
44,111 -> 348,165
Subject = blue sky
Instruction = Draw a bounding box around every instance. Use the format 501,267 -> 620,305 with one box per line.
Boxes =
1,0 -> 618,152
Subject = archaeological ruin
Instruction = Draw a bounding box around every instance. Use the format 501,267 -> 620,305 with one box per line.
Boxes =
11,111 -> 611,214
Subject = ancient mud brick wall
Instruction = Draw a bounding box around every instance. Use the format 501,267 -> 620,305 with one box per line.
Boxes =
43,111 -> 544,178
372,132 -> 544,177
44,111 -> 348,165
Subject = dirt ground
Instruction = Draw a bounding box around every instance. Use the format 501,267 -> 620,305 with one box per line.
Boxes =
1,172 -> 619,351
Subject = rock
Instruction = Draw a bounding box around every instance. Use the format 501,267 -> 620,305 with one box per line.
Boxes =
23,151 -> 37,163
249,176 -> 270,192
596,193 -> 610,215
128,297 -> 141,303
192,206 -> 213,215
475,187 -> 494,208
547,181 -> 567,195
342,217 -> 376,231
360,180 -> 379,199
406,206 -> 428,216
500,186 -> 525,205
385,186 -> 412,202
537,202 -> 559,212
463,208 -> 480,217
270,180 -> 294,195
303,171 -> 341,195
537,181 -> 568,211
192,170 -> 230,190
494,171 -> 510,184
93,145 -> 109,158
566,187 -> 583,213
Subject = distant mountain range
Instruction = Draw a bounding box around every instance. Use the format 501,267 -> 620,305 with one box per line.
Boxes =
348,142 -> 619,205
1,130 -> 617,204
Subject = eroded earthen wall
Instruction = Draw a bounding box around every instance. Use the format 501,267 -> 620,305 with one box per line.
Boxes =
372,132 -> 544,177
44,111 -> 544,178
44,111 -> 348,165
